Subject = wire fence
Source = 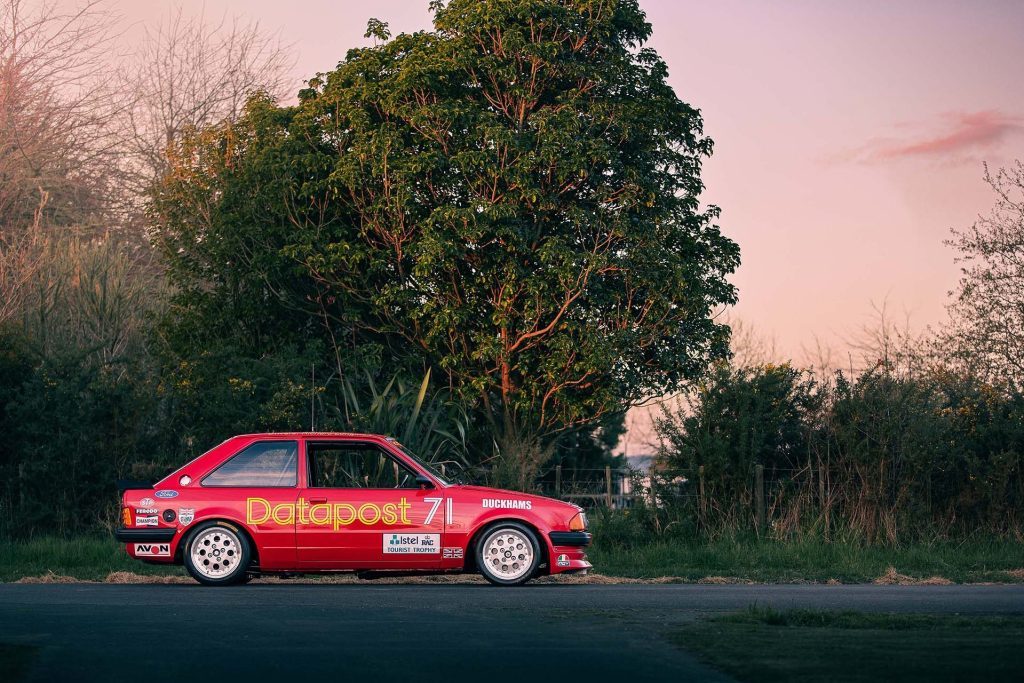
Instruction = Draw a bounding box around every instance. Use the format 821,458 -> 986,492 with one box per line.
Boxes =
534,466 -> 637,508
535,464 -> 821,527
534,459 -> 1024,541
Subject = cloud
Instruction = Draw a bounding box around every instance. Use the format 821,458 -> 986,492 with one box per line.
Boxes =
848,110 -> 1024,164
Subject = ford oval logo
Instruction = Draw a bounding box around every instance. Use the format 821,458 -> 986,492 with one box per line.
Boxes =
154,490 -> 179,499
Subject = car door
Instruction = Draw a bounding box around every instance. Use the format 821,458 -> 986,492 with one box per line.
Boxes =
296,440 -> 445,569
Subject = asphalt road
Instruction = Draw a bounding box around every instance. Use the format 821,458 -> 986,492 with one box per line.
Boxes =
2,583 -> 1024,683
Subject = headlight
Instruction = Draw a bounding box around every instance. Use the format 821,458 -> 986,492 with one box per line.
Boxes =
569,512 -> 588,531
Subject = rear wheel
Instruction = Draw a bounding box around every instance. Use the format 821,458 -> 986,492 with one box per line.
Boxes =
183,521 -> 251,586
477,522 -> 540,586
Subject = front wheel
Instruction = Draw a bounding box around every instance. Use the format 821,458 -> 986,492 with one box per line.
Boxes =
477,522 -> 540,586
183,521 -> 251,586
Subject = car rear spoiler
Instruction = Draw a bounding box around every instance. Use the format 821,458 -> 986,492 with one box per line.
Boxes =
117,479 -> 153,493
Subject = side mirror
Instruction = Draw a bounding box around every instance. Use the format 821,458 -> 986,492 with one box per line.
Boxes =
415,474 -> 435,489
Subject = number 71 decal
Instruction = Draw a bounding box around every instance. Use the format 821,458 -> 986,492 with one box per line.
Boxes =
424,497 -> 453,525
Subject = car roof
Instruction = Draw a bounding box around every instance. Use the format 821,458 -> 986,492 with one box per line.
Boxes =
233,432 -> 392,440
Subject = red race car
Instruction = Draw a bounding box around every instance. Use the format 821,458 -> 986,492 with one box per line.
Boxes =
115,432 -> 592,586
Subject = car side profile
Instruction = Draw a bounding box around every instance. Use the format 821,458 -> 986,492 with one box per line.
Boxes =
115,433 -> 592,586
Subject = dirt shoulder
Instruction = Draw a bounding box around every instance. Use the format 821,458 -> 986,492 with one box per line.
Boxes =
10,566 -> 1024,586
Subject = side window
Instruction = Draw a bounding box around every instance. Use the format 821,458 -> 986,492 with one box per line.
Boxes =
202,441 -> 298,487
308,444 -> 418,489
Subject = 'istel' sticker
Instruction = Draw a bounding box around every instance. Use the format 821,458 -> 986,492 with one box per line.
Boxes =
382,533 -> 440,554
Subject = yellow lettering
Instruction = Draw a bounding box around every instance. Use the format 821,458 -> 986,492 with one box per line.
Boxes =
358,503 -> 381,525
333,503 -> 356,530
247,498 -> 271,525
397,497 -> 411,524
257,498 -> 416,528
310,503 -> 330,525
271,503 -> 295,525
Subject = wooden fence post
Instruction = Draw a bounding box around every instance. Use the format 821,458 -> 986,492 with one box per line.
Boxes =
555,465 -> 562,497
605,465 -> 613,508
755,464 -> 765,535
818,463 -> 825,505
696,464 -> 704,528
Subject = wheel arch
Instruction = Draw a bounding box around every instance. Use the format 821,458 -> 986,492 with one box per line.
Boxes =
465,516 -> 549,573
176,517 -> 261,570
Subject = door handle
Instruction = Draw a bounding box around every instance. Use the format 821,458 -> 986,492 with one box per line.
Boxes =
309,498 -> 327,504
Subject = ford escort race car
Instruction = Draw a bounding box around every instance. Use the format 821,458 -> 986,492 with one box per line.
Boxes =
115,433 -> 592,586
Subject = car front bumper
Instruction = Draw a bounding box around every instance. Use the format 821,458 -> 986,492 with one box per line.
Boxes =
548,531 -> 592,547
547,531 -> 593,575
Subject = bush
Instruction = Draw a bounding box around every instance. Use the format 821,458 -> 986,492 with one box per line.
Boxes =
655,361 -> 1024,542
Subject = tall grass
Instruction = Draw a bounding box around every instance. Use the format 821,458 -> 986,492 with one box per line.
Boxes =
0,536 -> 182,582
587,530 -> 1024,582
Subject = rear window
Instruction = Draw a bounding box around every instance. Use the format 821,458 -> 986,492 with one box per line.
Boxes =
202,441 -> 298,487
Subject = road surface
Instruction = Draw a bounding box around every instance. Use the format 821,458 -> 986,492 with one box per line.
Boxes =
2,583 -> 1023,682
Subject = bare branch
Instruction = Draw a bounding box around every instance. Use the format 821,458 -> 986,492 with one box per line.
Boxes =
0,0 -> 122,233
115,7 -> 296,201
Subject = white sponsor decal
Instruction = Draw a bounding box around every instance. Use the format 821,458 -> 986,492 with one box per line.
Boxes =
134,543 -> 170,557
135,508 -> 158,514
136,515 -> 158,527
139,497 -> 154,507
482,498 -> 532,510
423,498 -> 455,526
556,553 -> 570,567
424,497 -> 442,525
443,547 -> 464,559
382,533 -> 440,554
178,508 -> 195,525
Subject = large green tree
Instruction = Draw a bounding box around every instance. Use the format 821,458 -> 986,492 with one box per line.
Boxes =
152,0 -> 739,487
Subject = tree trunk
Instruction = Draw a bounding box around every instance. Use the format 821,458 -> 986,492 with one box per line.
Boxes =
492,413 -> 554,491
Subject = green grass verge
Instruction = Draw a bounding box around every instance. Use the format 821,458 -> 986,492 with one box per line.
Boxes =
672,606 -> 1024,682
587,535 -> 1024,582
0,536 -> 183,582
2,534 -> 1023,583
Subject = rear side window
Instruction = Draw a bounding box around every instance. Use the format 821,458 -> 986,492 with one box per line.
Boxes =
202,441 -> 298,487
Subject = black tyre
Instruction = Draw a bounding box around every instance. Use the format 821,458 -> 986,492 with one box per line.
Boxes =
182,521 -> 252,586
476,522 -> 540,586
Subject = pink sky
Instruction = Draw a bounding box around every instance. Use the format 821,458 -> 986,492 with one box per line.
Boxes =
112,0 -> 1024,449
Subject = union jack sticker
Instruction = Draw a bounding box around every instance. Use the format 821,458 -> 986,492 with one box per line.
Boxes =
443,547 -> 464,559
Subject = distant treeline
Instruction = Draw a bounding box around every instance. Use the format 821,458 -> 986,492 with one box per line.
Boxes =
648,358 -> 1024,543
